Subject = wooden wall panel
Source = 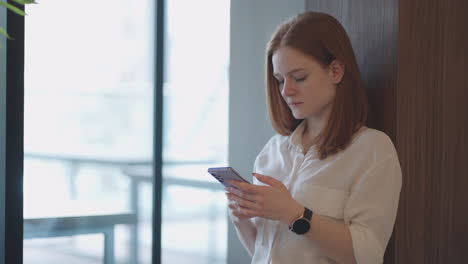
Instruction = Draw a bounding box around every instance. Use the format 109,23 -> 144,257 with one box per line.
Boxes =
396,1 -> 437,261
307,0 -> 468,263
440,3 -> 468,262
397,0 -> 468,263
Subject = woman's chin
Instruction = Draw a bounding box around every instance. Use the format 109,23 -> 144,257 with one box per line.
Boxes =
292,113 -> 305,119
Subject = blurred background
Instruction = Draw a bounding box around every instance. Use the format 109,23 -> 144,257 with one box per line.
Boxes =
23,0 -> 230,263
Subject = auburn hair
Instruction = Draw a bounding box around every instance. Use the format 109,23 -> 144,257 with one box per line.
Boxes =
266,11 -> 368,160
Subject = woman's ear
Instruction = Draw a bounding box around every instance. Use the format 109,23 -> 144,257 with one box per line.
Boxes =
328,59 -> 345,84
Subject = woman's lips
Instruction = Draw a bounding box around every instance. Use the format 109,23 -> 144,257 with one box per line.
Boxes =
289,102 -> 303,106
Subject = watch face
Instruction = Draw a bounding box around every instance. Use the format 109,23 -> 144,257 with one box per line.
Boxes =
293,218 -> 310,234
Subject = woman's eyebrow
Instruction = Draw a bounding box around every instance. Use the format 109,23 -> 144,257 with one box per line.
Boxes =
273,68 -> 306,78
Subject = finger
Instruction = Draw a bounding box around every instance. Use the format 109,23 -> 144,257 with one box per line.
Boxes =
229,203 -> 245,214
237,206 -> 259,217
228,180 -> 261,194
227,198 -> 241,208
231,210 -> 251,220
227,193 -> 259,210
228,203 -> 237,209
252,173 -> 286,190
228,202 -> 238,212
227,200 -> 237,207
226,187 -> 257,202
232,210 -> 253,219
225,192 -> 234,201
228,203 -> 253,219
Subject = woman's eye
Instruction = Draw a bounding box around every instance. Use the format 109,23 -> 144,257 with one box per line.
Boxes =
295,76 -> 307,82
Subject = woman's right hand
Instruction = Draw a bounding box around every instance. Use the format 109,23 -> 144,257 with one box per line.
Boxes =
226,192 -> 254,222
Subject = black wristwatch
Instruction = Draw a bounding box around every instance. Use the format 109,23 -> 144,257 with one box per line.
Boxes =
289,207 -> 313,235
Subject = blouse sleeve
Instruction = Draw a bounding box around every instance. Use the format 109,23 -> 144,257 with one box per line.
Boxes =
344,154 -> 402,264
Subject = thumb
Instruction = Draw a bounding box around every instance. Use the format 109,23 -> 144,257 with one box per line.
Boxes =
252,173 -> 285,189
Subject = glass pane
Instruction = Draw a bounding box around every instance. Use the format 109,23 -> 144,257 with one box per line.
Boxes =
162,0 -> 230,263
23,0 -> 154,263
24,235 -> 104,264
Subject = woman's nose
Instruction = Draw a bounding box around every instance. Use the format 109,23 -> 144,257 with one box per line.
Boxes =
281,80 -> 296,97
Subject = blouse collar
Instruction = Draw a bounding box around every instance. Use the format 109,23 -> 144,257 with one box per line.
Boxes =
288,121 -> 318,155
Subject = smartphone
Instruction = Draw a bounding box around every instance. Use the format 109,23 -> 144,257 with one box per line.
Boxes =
207,167 -> 250,188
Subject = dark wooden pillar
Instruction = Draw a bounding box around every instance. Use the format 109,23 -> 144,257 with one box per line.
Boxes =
397,0 -> 468,263
306,0 -> 468,263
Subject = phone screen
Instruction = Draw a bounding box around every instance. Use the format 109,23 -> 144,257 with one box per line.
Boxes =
207,167 -> 250,188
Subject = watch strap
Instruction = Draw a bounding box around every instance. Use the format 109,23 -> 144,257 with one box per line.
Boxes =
303,207 -> 312,221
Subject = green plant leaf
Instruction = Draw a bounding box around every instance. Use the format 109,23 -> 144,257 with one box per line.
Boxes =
12,0 -> 37,4
0,2 -> 27,16
0,27 -> 12,40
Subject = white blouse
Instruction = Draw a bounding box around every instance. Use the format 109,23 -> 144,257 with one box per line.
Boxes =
246,121 -> 402,264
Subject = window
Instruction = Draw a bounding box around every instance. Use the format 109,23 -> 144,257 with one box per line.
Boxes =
24,0 -> 154,263
23,0 -> 230,263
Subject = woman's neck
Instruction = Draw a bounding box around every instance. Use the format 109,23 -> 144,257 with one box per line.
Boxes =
302,107 -> 332,153
301,121 -> 320,154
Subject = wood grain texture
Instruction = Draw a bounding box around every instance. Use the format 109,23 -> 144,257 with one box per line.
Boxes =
307,0 -> 468,263
438,3 -> 468,262
397,0 -> 468,263
396,1 -> 434,261
306,1 -> 398,263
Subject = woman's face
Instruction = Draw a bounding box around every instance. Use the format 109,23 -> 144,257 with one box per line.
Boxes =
272,46 -> 341,121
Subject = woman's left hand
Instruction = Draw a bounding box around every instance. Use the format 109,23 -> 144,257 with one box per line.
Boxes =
225,173 -> 303,225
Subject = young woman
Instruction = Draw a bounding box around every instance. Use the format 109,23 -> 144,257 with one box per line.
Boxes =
225,11 -> 402,264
